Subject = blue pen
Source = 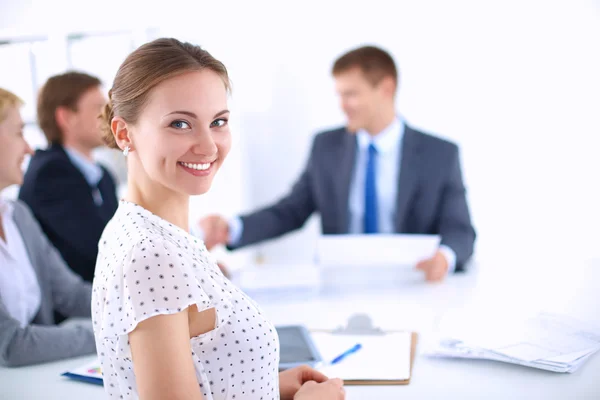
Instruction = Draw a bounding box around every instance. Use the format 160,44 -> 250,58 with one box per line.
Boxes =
330,343 -> 362,365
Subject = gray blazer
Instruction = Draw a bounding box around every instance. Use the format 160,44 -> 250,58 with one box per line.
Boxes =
233,124 -> 476,270
0,200 -> 95,367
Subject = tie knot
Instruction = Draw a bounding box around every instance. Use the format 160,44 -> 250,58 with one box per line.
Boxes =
368,143 -> 378,155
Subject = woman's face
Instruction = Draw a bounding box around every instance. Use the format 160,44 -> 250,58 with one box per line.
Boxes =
0,106 -> 33,190
128,70 -> 231,197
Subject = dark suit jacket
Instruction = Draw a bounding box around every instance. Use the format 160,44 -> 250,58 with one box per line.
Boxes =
232,124 -> 476,271
19,145 -> 118,282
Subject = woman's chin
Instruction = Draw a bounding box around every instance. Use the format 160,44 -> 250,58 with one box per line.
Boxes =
10,174 -> 24,187
183,184 -> 212,197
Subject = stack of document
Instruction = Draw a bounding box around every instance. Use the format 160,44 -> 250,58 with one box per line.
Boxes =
424,312 -> 600,373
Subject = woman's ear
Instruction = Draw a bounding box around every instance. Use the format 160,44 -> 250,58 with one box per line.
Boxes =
111,116 -> 133,152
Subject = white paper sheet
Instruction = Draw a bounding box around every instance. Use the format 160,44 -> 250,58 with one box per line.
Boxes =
466,313 -> 600,361
424,312 -> 600,373
312,332 -> 412,381
316,234 -> 440,267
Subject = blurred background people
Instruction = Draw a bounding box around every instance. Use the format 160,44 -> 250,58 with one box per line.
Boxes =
200,46 -> 476,281
0,88 -> 95,367
19,72 -> 117,284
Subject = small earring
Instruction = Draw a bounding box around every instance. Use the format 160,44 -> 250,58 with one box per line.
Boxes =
123,146 -> 130,157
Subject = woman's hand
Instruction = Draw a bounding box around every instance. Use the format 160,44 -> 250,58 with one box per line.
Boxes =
279,365 -> 330,400
294,378 -> 346,400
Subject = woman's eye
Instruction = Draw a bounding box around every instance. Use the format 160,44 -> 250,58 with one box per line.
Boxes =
210,118 -> 228,128
170,120 -> 191,129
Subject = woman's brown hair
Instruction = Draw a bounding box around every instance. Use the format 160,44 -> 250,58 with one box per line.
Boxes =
100,38 -> 231,149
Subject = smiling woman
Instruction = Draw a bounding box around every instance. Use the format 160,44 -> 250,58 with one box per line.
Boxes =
0,88 -> 96,368
92,38 -> 345,400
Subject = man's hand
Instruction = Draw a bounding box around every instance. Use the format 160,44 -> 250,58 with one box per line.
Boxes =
198,215 -> 229,250
279,365 -> 329,400
416,250 -> 449,282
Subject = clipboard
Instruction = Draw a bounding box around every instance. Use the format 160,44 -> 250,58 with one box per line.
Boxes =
311,313 -> 418,385
343,332 -> 418,386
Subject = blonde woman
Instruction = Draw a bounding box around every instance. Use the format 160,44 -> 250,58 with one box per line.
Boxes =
0,88 -> 95,367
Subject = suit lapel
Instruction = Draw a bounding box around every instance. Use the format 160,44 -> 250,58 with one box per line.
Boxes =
394,125 -> 421,231
336,130 -> 357,233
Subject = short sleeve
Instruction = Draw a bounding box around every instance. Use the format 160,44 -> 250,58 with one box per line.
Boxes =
96,237 -> 232,349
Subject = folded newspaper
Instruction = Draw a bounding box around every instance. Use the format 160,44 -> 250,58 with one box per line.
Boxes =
423,312 -> 600,373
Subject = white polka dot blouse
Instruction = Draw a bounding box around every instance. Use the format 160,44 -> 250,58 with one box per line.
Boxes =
92,200 -> 280,399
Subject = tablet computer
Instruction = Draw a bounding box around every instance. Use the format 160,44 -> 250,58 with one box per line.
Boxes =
276,325 -> 323,370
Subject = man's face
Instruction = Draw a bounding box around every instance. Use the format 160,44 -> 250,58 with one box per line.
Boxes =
334,67 -> 387,132
68,86 -> 106,149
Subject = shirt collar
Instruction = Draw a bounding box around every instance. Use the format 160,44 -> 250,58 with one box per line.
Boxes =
64,147 -> 103,187
0,197 -> 14,218
356,116 -> 404,154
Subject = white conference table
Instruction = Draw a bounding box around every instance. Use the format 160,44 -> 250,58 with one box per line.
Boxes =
1,256 -> 599,399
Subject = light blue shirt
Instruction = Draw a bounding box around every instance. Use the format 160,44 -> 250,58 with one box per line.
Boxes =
224,117 -> 456,272
349,117 -> 404,235
64,147 -> 104,206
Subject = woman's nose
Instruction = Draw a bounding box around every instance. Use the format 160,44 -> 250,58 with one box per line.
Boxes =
191,132 -> 218,157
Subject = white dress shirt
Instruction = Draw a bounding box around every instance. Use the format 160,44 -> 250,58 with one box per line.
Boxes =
64,147 -> 104,206
0,199 -> 42,327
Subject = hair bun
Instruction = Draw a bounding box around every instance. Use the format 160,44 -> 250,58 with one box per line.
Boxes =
100,92 -> 118,149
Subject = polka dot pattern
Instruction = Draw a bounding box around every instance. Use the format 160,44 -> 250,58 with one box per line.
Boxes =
92,201 -> 280,399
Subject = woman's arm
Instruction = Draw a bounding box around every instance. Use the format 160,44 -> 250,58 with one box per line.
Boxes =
12,200 -> 92,318
0,303 -> 95,367
129,307 -> 213,400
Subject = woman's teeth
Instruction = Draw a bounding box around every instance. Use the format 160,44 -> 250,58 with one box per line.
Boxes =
180,161 -> 211,171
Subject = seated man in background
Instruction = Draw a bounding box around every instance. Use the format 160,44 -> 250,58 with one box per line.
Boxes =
201,46 -> 476,281
19,72 -> 118,283
0,88 -> 95,367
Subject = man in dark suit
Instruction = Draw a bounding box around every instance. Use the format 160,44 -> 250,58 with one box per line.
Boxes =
19,72 -> 118,283
201,46 -> 476,281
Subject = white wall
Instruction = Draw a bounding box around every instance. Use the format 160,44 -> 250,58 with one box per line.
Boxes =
2,0 -> 599,267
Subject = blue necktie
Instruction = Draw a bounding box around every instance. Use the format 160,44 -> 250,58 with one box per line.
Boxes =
364,143 -> 378,234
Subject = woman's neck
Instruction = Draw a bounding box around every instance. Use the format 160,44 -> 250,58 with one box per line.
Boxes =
0,191 -> 7,242
125,179 -> 190,232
